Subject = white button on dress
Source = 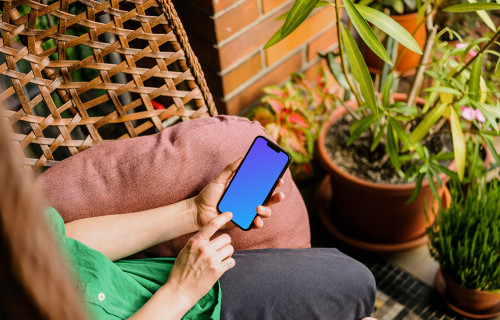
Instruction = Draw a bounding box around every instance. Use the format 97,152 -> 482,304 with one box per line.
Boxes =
98,292 -> 105,301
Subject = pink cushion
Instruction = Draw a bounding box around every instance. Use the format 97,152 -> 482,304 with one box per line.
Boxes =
36,116 -> 311,257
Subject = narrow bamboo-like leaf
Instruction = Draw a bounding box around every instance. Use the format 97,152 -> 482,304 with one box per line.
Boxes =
475,102 -> 499,133
407,173 -> 424,203
483,134 -> 500,165
386,123 -> 401,170
436,165 -> 460,182
341,24 -> 379,116
410,103 -> 447,144
382,70 -> 395,107
348,114 -> 377,145
282,0 -> 320,36
276,0 -> 331,20
469,53 -> 483,101
355,4 -> 423,54
264,0 -> 319,48
325,52 -> 349,90
443,3 -> 500,12
388,117 -> 413,149
424,87 -> 462,96
370,122 -> 384,151
450,106 -> 466,181
417,0 -> 432,23
427,172 -> 440,202
343,0 -> 392,65
467,0 -> 496,31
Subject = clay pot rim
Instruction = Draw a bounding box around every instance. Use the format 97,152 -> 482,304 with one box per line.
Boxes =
318,93 -> 449,193
441,268 -> 500,296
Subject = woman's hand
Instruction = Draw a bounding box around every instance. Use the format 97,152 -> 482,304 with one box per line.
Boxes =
166,212 -> 235,305
194,158 -> 285,230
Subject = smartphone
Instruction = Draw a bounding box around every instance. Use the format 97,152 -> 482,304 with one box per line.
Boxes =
217,136 -> 291,230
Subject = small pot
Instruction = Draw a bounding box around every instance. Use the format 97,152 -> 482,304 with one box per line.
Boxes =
442,270 -> 500,314
317,93 -> 448,244
364,11 -> 426,75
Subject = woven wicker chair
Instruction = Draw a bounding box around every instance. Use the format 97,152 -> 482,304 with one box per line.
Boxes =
0,0 -> 217,173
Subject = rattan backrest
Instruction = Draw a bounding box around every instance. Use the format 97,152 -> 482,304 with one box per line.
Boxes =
0,0 -> 217,173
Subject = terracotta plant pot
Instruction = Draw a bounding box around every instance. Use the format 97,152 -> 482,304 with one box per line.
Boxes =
442,270 -> 500,314
364,12 -> 426,75
317,93 -> 447,244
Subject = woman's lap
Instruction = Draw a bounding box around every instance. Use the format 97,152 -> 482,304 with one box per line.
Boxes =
219,248 -> 376,320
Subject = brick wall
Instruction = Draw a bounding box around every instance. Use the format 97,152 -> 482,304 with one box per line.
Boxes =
174,0 -> 339,115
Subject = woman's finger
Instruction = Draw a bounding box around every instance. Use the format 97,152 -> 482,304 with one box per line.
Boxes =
253,216 -> 264,228
215,244 -> 234,261
209,233 -> 231,250
220,257 -> 236,272
266,192 -> 284,207
277,178 -> 284,188
213,158 -> 243,185
198,212 -> 232,240
256,205 -> 272,218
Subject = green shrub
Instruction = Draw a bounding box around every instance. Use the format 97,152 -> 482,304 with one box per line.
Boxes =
427,180 -> 500,291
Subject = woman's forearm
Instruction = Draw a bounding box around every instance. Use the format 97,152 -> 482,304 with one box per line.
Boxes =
127,282 -> 195,320
65,197 -> 199,261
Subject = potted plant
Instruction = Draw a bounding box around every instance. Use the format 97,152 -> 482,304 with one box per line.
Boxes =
246,68 -> 338,184
265,0 -> 500,248
358,0 -> 426,74
428,180 -> 500,316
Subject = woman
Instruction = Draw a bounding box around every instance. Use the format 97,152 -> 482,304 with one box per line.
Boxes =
0,118 -> 376,319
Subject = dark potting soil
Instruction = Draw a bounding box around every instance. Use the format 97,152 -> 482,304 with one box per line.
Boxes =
324,114 -> 453,184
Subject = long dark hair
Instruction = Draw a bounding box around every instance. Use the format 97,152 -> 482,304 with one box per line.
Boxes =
0,117 -> 87,319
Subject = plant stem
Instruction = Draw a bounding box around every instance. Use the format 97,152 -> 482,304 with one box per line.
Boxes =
452,27 -> 500,78
391,0 -> 445,74
335,0 -> 361,120
406,5 -> 436,107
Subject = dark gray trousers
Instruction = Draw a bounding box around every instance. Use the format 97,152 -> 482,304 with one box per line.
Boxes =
219,248 -> 376,320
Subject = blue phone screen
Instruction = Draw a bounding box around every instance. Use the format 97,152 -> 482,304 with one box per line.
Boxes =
218,137 -> 290,230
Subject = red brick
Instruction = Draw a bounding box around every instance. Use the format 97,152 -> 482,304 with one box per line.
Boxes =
218,5 -> 290,71
261,0 -> 290,14
307,25 -> 338,61
187,0 -> 239,13
215,0 -> 259,42
223,51 -> 303,115
221,52 -> 262,95
265,6 -> 336,66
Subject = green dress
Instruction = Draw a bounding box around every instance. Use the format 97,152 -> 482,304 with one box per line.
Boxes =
45,207 -> 221,320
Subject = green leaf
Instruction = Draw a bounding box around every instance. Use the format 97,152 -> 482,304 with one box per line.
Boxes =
388,117 -> 413,150
407,173 -> 424,203
370,121 -> 384,151
409,103 -> 447,144
467,0 -> 496,32
354,4 -> 423,55
348,114 -> 377,145
423,87 -> 462,96
276,0 -> 331,20
436,165 -> 460,182
325,52 -> 350,90
264,0 -> 320,48
282,0 -> 320,36
469,53 -> 483,101
443,3 -> 500,12
483,134 -> 500,166
475,102 -> 499,133
382,72 -> 395,107
450,106 -> 466,181
341,23 -> 379,116
427,172 -> 440,201
343,0 -> 392,65
386,123 -> 401,170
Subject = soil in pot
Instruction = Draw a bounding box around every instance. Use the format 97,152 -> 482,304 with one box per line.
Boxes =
323,113 -> 453,185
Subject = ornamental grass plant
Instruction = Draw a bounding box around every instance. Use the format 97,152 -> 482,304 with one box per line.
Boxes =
427,180 -> 500,291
